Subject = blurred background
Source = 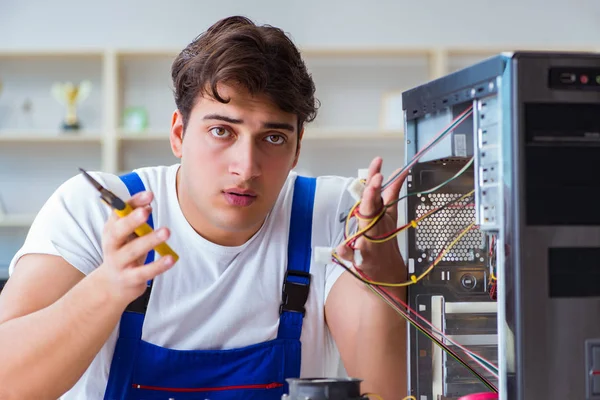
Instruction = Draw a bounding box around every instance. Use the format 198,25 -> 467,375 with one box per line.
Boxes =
1,0 -> 599,278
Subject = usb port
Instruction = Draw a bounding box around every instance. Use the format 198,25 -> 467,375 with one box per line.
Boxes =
482,205 -> 496,224
480,164 -> 498,185
560,73 -> 575,84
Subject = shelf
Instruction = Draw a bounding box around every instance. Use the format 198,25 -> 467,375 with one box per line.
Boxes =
0,132 -> 103,143
0,49 -> 104,58
100,47 -> 433,58
118,131 -> 169,141
116,49 -> 179,57
300,47 -> 432,57
0,214 -> 35,227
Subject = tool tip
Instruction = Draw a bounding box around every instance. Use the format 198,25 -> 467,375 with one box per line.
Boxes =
79,167 -> 102,190
79,167 -> 91,179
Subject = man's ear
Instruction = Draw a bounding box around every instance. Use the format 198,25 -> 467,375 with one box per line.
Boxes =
291,127 -> 304,169
170,110 -> 184,159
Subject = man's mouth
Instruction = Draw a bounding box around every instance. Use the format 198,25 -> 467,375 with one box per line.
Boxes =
222,189 -> 257,207
224,190 -> 257,197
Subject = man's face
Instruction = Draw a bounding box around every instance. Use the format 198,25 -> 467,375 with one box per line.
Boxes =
170,82 -> 302,246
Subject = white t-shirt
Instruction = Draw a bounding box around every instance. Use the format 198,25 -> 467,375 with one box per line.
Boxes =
9,164 -> 355,399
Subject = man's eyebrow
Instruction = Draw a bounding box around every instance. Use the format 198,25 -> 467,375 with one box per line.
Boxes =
203,114 -> 243,124
262,122 -> 295,132
203,114 -> 295,133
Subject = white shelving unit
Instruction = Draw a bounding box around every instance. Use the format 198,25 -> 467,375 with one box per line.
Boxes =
0,45 -> 593,265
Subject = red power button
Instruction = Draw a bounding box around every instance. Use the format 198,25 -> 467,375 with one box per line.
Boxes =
458,393 -> 499,400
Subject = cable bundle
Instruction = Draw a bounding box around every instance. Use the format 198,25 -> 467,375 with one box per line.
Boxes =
329,105 -> 499,394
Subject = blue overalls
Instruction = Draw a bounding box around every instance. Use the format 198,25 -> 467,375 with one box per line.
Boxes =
103,172 -> 316,400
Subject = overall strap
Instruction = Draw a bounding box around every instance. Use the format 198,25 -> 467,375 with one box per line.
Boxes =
119,172 -> 156,265
103,172 -> 154,399
277,175 -> 316,341
119,171 -> 154,316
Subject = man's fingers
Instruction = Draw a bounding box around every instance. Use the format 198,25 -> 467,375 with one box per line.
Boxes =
358,173 -> 383,219
365,157 -> 382,185
358,157 -> 384,220
104,206 -> 151,251
116,227 -> 171,268
125,254 -> 176,284
128,191 -> 154,208
382,167 -> 408,205
335,243 -> 355,264
105,191 -> 153,224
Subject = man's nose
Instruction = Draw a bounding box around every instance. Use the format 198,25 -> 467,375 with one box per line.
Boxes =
228,137 -> 261,180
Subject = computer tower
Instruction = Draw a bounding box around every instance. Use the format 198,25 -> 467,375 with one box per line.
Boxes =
402,51 -> 600,400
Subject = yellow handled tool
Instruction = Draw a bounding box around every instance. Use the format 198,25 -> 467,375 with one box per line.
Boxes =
79,168 -> 179,262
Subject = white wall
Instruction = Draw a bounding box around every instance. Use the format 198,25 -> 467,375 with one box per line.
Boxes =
1,0 -> 600,49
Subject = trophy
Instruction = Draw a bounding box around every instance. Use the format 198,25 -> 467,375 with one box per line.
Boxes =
51,80 -> 92,131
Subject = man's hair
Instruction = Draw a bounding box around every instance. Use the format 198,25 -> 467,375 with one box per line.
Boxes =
171,16 -> 319,135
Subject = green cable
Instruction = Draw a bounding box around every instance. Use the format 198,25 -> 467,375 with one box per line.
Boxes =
386,157 -> 474,209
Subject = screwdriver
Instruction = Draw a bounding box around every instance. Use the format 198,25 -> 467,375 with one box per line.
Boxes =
79,168 -> 179,262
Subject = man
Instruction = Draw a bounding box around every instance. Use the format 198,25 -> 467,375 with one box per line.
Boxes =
0,16 -> 408,400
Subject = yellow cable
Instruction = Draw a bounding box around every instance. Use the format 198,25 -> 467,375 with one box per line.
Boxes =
364,190 -> 474,244
343,200 -> 387,247
333,222 -> 474,288
333,189 -> 475,288
346,190 -> 474,245
363,394 -> 415,400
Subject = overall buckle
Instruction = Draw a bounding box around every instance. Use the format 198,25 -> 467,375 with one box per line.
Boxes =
279,270 -> 311,316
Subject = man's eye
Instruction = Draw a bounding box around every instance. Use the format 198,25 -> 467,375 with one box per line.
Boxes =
210,127 -> 231,138
266,134 -> 285,145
